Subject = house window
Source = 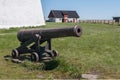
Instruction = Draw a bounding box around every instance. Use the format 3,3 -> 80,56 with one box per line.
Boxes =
59,18 -> 62,20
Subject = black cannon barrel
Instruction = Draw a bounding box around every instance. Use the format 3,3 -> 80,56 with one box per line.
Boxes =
17,25 -> 82,42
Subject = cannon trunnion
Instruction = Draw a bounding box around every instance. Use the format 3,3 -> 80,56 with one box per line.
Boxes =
11,26 -> 82,62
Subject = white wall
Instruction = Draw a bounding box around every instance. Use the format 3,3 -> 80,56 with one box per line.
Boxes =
76,18 -> 80,22
49,18 -> 79,23
49,18 -> 62,22
55,18 -> 62,22
0,0 -> 45,29
68,18 -> 79,22
68,18 -> 73,22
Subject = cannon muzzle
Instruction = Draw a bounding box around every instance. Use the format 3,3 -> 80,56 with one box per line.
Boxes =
17,25 -> 82,42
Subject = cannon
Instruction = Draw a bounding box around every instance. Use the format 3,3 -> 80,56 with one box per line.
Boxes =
11,25 -> 82,62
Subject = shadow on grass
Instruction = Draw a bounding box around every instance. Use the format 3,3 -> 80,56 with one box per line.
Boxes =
4,54 -> 59,70
44,60 -> 59,70
4,55 -> 82,78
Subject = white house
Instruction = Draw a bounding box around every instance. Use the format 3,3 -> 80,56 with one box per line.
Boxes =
48,10 -> 80,23
0,0 -> 45,29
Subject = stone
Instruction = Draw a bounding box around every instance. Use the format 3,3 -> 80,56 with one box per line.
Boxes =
82,74 -> 98,79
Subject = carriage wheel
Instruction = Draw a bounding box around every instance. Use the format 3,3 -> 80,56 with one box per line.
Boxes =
52,50 -> 59,57
44,50 -> 58,58
11,49 -> 19,58
42,56 -> 53,62
31,52 -> 39,62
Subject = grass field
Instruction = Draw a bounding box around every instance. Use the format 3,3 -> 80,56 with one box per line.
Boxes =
0,22 -> 120,79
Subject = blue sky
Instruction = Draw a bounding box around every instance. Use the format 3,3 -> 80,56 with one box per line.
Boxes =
41,0 -> 120,20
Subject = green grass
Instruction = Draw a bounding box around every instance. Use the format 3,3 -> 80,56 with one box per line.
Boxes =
0,22 -> 120,79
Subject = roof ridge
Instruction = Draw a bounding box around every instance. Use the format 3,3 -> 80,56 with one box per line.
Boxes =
52,10 -> 77,12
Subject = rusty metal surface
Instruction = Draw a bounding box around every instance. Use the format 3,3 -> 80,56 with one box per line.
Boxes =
17,25 -> 82,42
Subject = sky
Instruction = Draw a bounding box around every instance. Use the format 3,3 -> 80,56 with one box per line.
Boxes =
41,0 -> 120,20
